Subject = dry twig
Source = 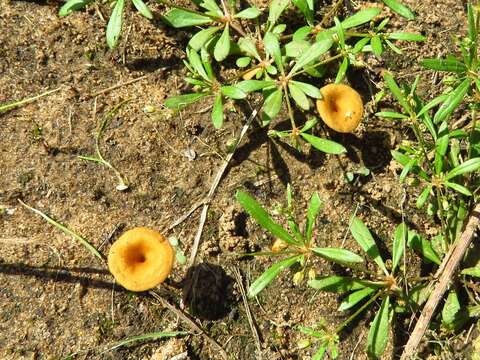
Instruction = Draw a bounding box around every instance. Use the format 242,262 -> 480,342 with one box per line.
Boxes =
149,291 -> 228,360
232,266 -> 262,358
401,203 -> 480,359
179,108 -> 258,267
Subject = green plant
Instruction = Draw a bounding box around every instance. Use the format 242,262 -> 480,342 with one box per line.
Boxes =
78,100 -> 129,191
58,0 -> 153,49
162,0 -> 425,155
378,4 -> 480,253
236,186 -> 433,358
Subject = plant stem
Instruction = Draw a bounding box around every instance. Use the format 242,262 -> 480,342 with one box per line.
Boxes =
293,53 -> 344,77
335,290 -> 383,333
283,85 -> 297,130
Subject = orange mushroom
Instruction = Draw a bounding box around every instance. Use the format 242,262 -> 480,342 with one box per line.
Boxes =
316,84 -> 364,133
108,227 -> 174,292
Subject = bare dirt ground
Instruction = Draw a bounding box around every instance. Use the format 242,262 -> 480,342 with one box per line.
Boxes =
0,0 -> 475,359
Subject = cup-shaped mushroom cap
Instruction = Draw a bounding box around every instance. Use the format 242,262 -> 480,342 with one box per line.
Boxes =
316,84 -> 364,133
108,227 -> 174,292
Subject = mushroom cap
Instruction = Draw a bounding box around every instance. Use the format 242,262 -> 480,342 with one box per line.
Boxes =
108,227 -> 174,292
316,84 -> 364,133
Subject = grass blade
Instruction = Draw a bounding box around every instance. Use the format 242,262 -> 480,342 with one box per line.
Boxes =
350,217 -> 388,275
382,0 -> 414,20
433,79 -> 470,123
391,223 -> 406,272
214,24 -> 230,61
132,0 -> 153,19
367,296 -> 391,358
338,287 -> 376,311
248,255 -> 302,297
305,192 -> 322,242
300,133 -> 346,154
445,158 -> 480,180
312,248 -> 364,266
236,191 -> 298,245
106,0 -> 125,49
18,200 -> 105,261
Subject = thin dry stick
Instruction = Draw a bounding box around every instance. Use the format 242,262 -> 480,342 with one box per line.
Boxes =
87,74 -> 149,98
187,108 -> 258,267
232,266 -> 262,358
400,203 -> 480,360
149,291 -> 228,360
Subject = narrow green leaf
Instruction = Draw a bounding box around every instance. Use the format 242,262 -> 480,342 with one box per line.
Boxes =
442,290 -> 461,328
238,37 -> 261,60
106,0 -> 125,49
164,93 -> 207,109
236,80 -> 276,93
445,181 -> 472,196
467,3 -> 477,45
392,223 -> 406,272
263,89 -> 283,119
293,0 -> 314,24
407,231 -> 441,265
293,25 -> 312,41
308,276 -> 374,292
382,0 -> 415,20
367,296 -> 391,358
335,57 -> 349,83
162,8 -> 212,28
391,150 -> 430,181
312,248 -> 364,266
385,39 -> 403,54
288,82 -> 310,110
58,0 -> 92,16
187,48 -> 210,81
211,94 -> 224,129
375,111 -> 409,119
445,158 -> 480,180
371,35 -> 383,57
305,192 -> 322,242
189,26 -> 221,50
300,133 -> 346,154
421,58 -> 467,73
300,118 -> 318,133
433,79 -> 470,123
268,0 -> 290,26
236,56 -> 251,68
235,6 -> 261,19
221,86 -> 247,99
416,184 -> 432,208
338,287 -> 376,311
383,72 -> 412,114
235,191 -> 298,245
200,47 -> 214,80
334,17 -> 345,47
214,24 -> 230,61
289,81 -> 321,98
341,8 -> 381,29
350,217 -> 388,275
387,32 -> 425,41
285,40 -> 311,58
19,200 -> 104,261
417,94 -> 449,117
132,0 -> 153,19
248,255 -> 302,297
353,37 -> 371,54
461,267 -> 480,278
199,0 -> 223,16
264,32 -> 283,72
290,38 -> 333,75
